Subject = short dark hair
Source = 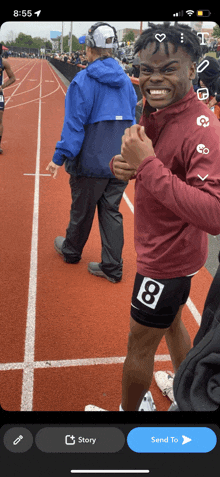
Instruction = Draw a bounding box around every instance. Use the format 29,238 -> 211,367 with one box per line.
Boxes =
134,22 -> 202,63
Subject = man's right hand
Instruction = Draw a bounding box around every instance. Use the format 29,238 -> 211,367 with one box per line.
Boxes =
46,161 -> 61,179
112,154 -> 137,181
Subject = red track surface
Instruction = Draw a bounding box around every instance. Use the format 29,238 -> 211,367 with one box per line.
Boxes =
0,58 -> 214,412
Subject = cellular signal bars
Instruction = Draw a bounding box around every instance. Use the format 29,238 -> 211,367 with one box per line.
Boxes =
173,11 -> 184,17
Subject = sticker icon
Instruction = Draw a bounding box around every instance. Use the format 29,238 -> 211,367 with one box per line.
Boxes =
155,34 -> 166,43
196,144 -> 210,154
197,115 -> 209,127
197,87 -> 209,101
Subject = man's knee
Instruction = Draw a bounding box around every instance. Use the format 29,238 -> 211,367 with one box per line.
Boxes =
128,316 -> 166,353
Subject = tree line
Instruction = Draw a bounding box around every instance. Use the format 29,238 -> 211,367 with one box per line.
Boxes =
2,32 -> 83,52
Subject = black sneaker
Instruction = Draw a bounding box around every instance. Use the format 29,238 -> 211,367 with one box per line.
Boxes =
54,236 -> 65,256
54,236 -> 80,263
88,262 -> 121,283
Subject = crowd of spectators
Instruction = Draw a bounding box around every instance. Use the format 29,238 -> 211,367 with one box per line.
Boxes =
52,51 -> 89,65
50,48 -> 141,78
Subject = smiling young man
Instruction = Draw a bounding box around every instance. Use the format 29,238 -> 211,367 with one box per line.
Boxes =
108,22 -> 220,412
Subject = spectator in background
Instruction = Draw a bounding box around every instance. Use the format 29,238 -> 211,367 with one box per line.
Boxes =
46,22 -> 137,283
129,57 -> 140,78
121,58 -> 129,71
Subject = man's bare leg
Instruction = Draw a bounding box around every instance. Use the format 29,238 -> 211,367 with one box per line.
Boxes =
121,316 -> 167,411
165,304 -> 191,373
121,305 -> 191,411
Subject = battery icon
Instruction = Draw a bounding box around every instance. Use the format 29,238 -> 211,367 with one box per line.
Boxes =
197,10 -> 211,17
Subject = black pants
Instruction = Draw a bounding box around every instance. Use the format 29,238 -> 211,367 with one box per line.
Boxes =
62,175 -> 128,280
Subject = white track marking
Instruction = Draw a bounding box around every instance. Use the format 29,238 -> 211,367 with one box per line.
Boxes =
6,84 -> 60,110
3,59 -> 34,91
20,60 -> 43,412
123,192 -> 134,213
5,60 -> 38,106
186,297 -> 201,325
4,59 -> 61,110
23,173 -> 51,176
8,81 -> 41,97
48,61 -> 66,95
0,354 -> 171,371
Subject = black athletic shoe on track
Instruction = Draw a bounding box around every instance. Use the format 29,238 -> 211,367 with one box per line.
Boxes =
54,236 -> 81,263
87,262 -> 121,283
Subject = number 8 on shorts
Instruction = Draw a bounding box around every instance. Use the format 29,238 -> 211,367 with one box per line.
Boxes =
137,278 -> 165,310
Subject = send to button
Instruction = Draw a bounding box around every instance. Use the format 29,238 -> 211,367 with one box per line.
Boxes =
127,427 -> 217,453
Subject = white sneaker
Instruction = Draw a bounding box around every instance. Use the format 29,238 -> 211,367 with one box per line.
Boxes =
154,371 -> 175,402
138,391 -> 157,411
85,392 -> 157,412
84,405 -> 108,411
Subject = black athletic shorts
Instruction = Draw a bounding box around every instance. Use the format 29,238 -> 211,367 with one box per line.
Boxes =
0,91 -> 4,111
131,273 -> 192,329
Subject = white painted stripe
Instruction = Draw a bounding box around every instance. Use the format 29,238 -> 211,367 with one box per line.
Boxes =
123,192 -> 134,213
0,354 -> 171,372
5,60 -> 38,106
20,60 -> 43,412
48,61 -> 67,95
23,173 -> 51,176
186,297 -> 201,325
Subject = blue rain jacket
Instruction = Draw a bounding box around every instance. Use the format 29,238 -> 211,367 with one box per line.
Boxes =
52,57 -> 137,177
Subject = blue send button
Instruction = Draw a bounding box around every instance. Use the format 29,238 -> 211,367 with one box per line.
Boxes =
127,427 -> 217,453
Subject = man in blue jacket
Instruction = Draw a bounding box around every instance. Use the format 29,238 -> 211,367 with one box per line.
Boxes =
46,22 -> 137,283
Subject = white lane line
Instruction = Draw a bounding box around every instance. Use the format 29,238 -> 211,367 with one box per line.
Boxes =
186,297 -> 201,325
20,60 -> 43,412
23,173 -> 51,176
5,60 -> 38,106
123,192 -> 134,214
6,84 -> 60,110
123,191 -> 202,325
48,61 -> 67,95
0,354 -> 171,372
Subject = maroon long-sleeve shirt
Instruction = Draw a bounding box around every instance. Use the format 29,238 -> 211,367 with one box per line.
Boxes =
111,87 -> 220,278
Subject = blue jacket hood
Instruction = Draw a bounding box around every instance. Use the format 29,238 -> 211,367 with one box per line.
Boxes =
86,57 -> 127,88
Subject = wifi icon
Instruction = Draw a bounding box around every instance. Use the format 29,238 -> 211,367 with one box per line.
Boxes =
186,10 -> 194,16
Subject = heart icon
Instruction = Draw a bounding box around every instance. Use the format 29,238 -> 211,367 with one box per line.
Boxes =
155,33 -> 166,43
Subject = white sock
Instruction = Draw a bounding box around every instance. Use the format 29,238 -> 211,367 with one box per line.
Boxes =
119,404 -> 124,411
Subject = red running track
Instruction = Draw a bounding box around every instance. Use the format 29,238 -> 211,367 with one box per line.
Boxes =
0,58 -> 213,412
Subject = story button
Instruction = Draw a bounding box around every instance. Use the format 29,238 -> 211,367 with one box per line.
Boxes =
36,427 -> 125,453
